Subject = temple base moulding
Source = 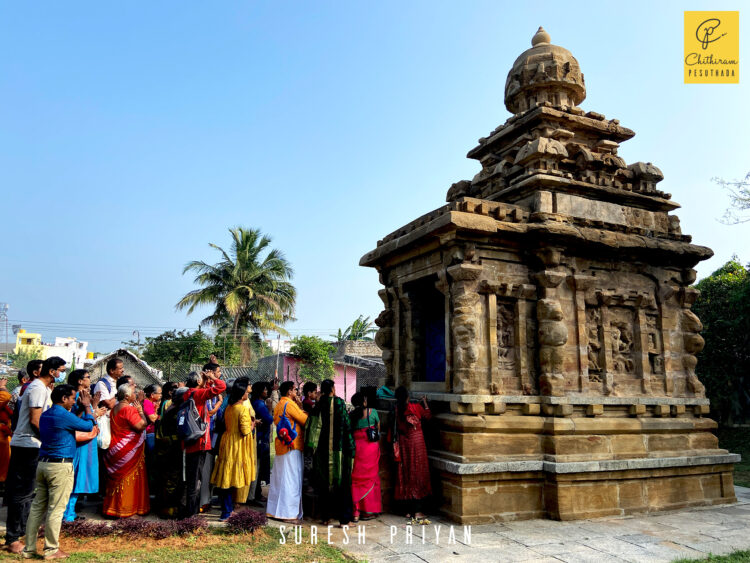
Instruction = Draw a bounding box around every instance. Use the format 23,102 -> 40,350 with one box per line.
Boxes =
431,454 -> 739,523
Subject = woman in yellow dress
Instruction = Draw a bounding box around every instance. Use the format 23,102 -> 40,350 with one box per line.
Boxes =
233,392 -> 257,505
211,378 -> 256,520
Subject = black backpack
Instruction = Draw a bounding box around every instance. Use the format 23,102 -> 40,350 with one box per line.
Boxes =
176,391 -> 207,444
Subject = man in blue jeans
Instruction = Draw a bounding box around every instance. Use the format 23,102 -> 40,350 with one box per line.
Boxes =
23,383 -> 97,560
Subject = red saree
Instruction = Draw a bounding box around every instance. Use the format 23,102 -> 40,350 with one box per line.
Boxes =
394,403 -> 432,501
352,428 -> 382,516
103,405 -> 150,517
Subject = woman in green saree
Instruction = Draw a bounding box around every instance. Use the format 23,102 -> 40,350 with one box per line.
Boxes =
305,379 -> 355,526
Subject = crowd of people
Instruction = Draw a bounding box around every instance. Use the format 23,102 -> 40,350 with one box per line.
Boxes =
0,355 -> 433,559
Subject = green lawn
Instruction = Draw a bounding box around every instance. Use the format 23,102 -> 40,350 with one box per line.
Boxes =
716,427 -> 750,488
21,527 -> 351,563
674,550 -> 750,562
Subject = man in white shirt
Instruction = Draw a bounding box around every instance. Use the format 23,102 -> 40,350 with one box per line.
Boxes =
4,356 -> 63,554
93,358 -> 123,410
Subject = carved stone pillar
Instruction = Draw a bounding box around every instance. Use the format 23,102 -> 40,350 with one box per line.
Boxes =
374,288 -> 397,387
435,271 -> 452,390
396,285 -> 419,387
568,275 -> 594,393
447,263 -> 483,394
516,285 -> 537,394
535,270 -> 567,397
634,305 -> 651,394
681,287 -> 706,397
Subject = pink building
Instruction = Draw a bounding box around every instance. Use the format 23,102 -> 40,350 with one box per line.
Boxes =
267,354 -> 359,402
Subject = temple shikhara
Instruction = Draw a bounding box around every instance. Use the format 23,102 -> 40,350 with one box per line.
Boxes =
362,28 -> 738,523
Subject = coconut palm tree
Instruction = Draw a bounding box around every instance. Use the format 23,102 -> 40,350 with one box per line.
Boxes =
176,227 -> 296,337
330,315 -> 377,342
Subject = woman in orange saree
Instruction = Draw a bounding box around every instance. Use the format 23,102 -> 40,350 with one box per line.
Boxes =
103,385 -> 150,518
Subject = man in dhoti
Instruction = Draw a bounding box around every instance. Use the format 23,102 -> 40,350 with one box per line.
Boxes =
266,381 -> 307,524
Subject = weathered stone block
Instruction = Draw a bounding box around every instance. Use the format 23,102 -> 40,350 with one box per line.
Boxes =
629,404 -> 646,416
450,401 -> 485,414
671,405 -> 686,416
647,434 -> 690,453
448,433 -> 541,458
486,401 -> 506,414
611,435 -> 647,457
689,432 -> 719,450
556,404 -> 574,417
523,404 -> 541,416
694,405 -> 710,416
552,482 -> 620,519
653,405 -> 670,417
701,474 -> 723,499
586,404 -> 604,416
646,476 -> 704,509
544,435 -> 610,456
618,480 -> 646,509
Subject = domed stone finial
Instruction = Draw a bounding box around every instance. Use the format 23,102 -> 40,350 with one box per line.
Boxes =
504,27 -> 586,114
531,26 -> 551,46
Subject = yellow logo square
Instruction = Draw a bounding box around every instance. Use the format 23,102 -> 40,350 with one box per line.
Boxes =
684,11 -> 739,83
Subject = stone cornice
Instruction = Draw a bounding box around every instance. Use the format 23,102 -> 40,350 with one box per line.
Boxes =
429,453 -> 741,475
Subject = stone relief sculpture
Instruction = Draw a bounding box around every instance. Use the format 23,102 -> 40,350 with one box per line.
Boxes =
682,309 -> 706,396
646,314 -> 664,375
537,298 -> 567,396
497,302 -> 515,370
609,308 -> 635,375
586,308 -> 602,380
453,292 -> 479,370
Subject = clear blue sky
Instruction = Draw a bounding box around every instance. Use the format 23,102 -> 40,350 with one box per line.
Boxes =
1,1 -> 748,352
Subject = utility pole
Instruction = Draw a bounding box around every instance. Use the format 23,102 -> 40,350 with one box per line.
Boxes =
274,333 -> 281,381
0,303 -> 8,364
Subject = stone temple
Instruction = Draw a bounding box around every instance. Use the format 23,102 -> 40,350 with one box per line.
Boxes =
361,28 -> 739,523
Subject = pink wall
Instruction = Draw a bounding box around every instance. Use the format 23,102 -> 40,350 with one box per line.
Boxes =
280,356 -> 357,402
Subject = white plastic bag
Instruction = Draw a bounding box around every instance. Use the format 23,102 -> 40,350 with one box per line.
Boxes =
97,414 -> 111,449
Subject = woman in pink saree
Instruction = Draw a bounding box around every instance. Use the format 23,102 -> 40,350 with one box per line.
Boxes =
103,385 -> 150,518
350,393 -> 382,521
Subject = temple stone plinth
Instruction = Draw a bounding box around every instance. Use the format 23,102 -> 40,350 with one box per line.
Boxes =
361,27 -> 738,523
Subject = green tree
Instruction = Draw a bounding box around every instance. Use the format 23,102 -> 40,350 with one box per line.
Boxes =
176,227 -> 296,337
124,329 -> 273,370
8,347 -> 44,370
290,335 -> 335,383
138,329 -> 215,366
331,315 -> 377,342
693,259 -> 750,424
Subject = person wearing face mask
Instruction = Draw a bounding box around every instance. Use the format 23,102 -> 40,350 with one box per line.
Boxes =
3,356 -> 64,554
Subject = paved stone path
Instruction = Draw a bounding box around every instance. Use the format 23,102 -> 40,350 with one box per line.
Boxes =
266,486 -> 750,562
1,486 -> 748,561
